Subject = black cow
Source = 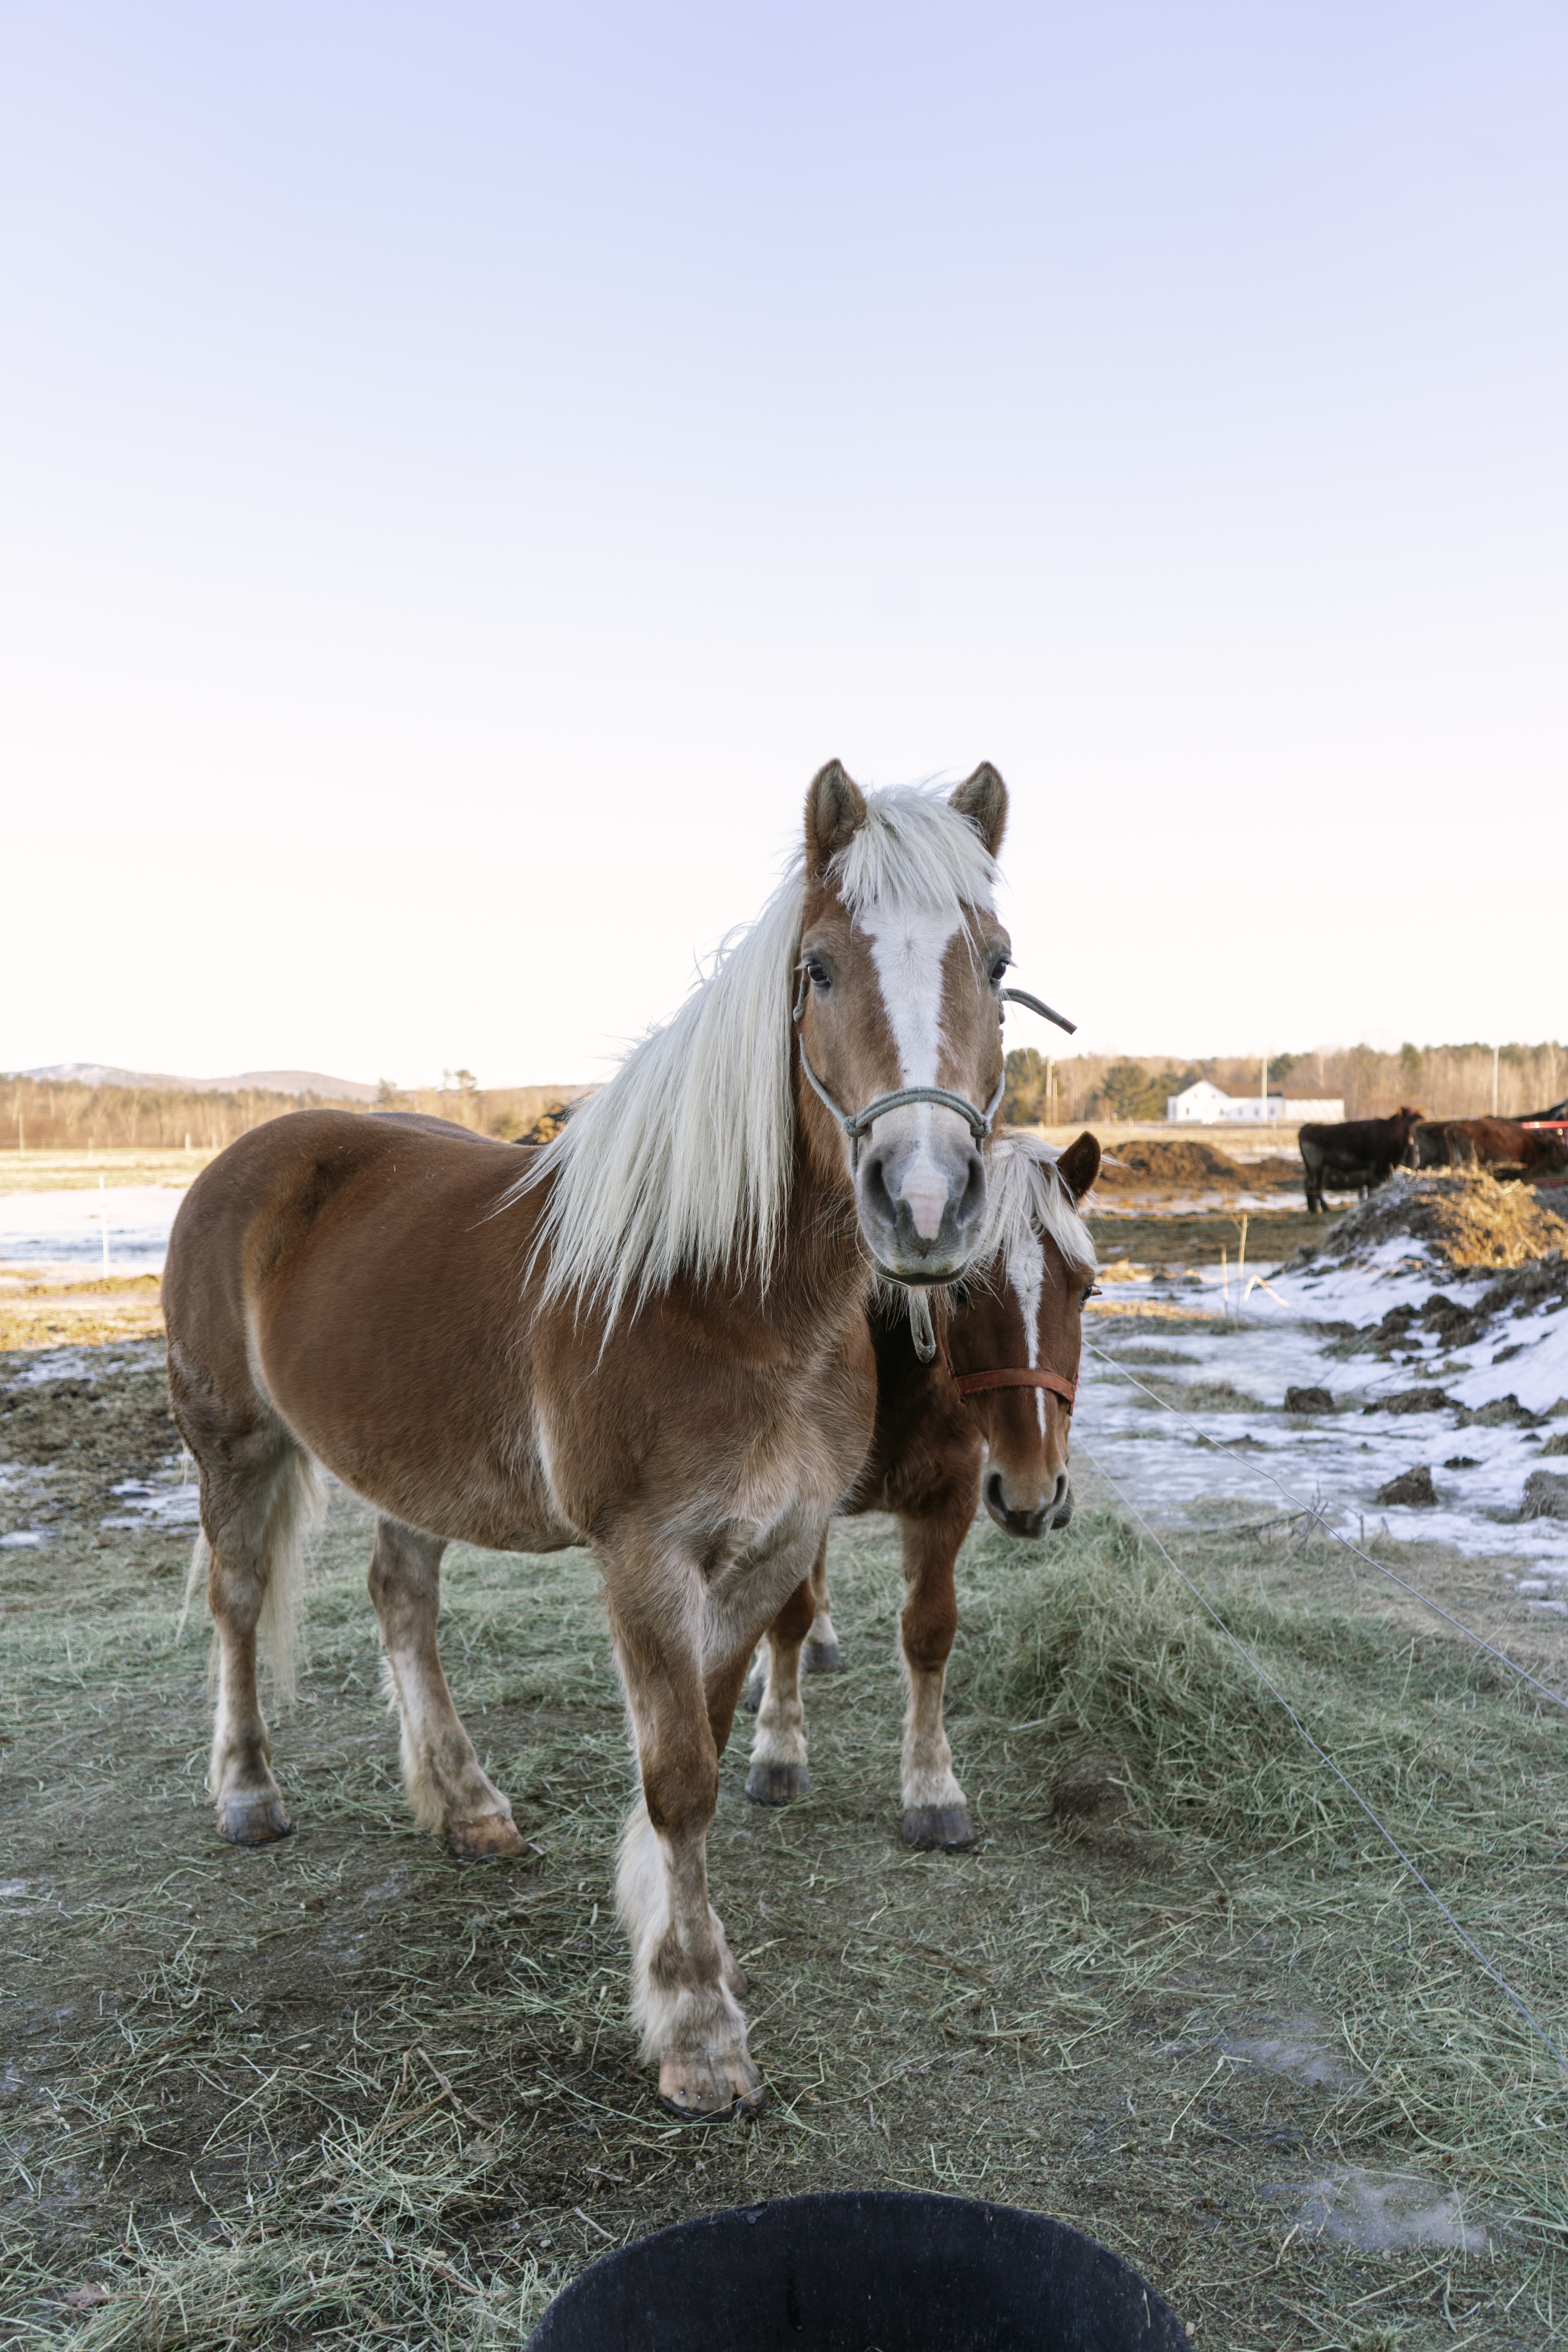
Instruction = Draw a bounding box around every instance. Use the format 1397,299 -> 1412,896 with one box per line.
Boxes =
1299,1106 -> 1425,1215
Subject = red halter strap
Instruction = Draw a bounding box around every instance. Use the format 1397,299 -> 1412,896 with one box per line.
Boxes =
949,1364 -> 1078,1409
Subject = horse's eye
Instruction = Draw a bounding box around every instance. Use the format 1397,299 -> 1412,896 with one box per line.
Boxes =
805,958 -> 830,991
990,955 -> 1010,985
1083,1284 -> 1100,1302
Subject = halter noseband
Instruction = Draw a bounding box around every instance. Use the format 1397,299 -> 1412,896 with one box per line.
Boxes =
948,1361 -> 1078,1411
796,1039 -> 1005,1172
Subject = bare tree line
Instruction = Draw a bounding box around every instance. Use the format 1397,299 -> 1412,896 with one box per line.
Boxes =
1,1075 -> 590,1154
7,1039 -> 1563,1154
1001,1040 -> 1568,1127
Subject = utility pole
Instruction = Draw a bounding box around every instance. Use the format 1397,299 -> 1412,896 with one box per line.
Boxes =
1492,1044 -> 1499,1116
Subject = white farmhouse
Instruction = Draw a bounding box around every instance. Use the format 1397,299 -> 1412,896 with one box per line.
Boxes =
1166,1082 -> 1346,1125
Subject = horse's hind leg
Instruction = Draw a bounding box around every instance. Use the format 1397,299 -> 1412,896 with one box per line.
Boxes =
898,1500 -> 978,1852
198,1440 -> 322,1846
803,1539 -> 845,1675
367,1517 -> 525,1859
744,1557 -> 818,1804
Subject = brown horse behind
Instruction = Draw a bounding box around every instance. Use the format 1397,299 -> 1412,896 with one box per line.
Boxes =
746,1128 -> 1100,1847
164,764 -> 1015,2118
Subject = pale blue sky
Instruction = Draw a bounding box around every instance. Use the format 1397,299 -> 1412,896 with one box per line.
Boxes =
3,3 -> 1563,1084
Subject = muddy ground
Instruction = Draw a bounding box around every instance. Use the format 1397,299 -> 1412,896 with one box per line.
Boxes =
4,1328 -> 1568,2349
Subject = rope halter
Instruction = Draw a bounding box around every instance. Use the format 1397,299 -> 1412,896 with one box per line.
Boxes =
790,966 -> 1075,1176
791,958 -> 1077,1360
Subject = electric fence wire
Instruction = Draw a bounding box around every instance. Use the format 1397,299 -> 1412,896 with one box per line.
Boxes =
1073,1432 -> 1568,2078
1085,1342 -> 1568,1718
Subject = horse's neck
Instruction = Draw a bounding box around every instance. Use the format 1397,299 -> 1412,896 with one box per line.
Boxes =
774,1147 -> 869,1344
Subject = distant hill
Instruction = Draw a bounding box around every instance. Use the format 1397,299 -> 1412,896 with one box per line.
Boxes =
22,1063 -> 379,1102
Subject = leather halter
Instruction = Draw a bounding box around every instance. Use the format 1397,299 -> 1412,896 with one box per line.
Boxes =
948,1360 -> 1077,1411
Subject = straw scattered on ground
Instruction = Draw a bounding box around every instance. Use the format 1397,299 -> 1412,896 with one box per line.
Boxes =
1317,1172 -> 1568,1275
4,1344 -> 1568,2348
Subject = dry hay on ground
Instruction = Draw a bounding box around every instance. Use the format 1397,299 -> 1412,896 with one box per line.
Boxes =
0,1269 -> 165,1352
4,1349 -> 1568,2349
1317,1171 -> 1568,1274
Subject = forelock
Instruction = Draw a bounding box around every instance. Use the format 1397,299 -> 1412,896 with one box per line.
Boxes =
828,784 -> 998,918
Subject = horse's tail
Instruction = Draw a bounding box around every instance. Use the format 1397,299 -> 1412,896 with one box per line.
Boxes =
256,1452 -> 327,1707
177,1530 -> 210,1647
176,1450 -> 326,1709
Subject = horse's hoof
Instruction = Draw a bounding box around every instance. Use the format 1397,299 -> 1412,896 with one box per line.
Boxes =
657,2052 -> 765,2121
445,1814 -> 527,1859
902,1804 -> 977,1852
217,1798 -> 293,1846
741,1671 -> 765,1715
803,1639 -> 844,1674
745,1762 -> 810,1805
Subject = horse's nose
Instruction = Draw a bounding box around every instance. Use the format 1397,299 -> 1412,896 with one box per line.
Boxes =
985,1468 -> 1071,1539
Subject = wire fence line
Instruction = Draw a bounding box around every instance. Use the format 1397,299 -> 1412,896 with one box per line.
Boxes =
1073,1433 -> 1568,2080
1084,1342 -> 1568,1718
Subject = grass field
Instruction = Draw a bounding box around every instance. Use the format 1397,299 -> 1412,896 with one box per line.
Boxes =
4,1340 -> 1568,2350
0,1152 -> 216,1196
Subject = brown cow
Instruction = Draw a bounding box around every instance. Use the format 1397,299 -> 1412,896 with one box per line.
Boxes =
1411,1118 -> 1568,1176
1299,1107 -> 1425,1214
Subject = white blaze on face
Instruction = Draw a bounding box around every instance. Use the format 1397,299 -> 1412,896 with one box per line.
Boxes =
860,903 -> 966,1240
1008,1223 -> 1047,1436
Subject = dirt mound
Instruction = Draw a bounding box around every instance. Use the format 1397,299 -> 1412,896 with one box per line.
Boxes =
1318,1171 -> 1568,1273
0,1354 -> 176,1481
1248,1154 -> 1307,1188
1094,1139 -> 1245,1190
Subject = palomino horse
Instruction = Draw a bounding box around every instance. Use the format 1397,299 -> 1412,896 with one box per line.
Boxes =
744,1129 -> 1100,1849
163,764 -> 1014,2120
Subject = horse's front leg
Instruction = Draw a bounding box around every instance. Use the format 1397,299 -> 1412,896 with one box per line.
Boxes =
367,1516 -> 526,1858
898,1498 -> 979,1852
612,1523 -> 820,2118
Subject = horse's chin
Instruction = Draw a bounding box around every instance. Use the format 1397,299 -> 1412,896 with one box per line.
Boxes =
867,1253 -> 967,1291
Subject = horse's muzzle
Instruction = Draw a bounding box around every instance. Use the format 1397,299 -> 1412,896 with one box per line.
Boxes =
984,1469 -> 1072,1539
855,1128 -> 987,1283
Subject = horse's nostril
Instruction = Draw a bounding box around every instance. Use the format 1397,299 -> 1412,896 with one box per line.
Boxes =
1052,1473 -> 1068,1511
986,1471 -> 1005,1517
861,1152 -> 893,1212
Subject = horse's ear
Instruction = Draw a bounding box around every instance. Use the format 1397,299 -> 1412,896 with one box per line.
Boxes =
804,760 -> 868,878
949,762 -> 1008,857
1056,1130 -> 1100,1201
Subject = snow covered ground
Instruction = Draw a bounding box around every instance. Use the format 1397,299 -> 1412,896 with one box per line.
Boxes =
3,1180 -> 1564,1596
1078,1239 -> 1568,1603
0,1184 -> 186,1271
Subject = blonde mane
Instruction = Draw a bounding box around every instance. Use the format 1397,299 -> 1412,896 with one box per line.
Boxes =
520,785 -> 998,1324
870,1129 -> 1096,1333
971,1129 -> 1097,1279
